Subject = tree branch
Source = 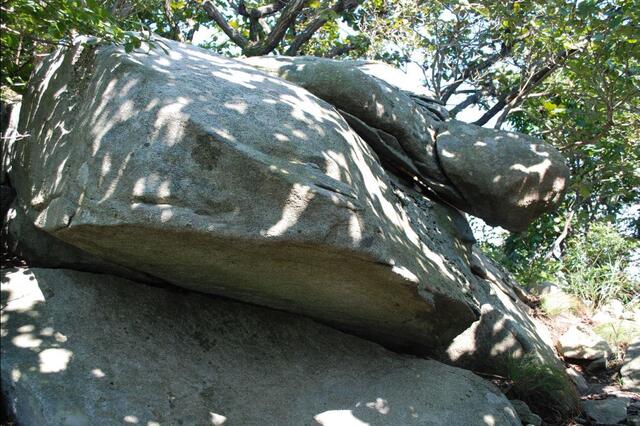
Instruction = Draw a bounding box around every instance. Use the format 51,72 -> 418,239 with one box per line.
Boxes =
448,92 -> 479,118
202,0 -> 249,48
440,45 -> 511,104
248,0 -> 288,18
545,208 -> 575,260
163,0 -> 184,41
323,39 -> 359,57
284,0 -> 358,56
243,0 -> 307,55
473,50 -> 576,127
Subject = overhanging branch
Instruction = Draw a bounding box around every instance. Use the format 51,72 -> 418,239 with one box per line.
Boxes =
284,0 -> 359,56
473,50 -> 576,127
202,0 -> 249,48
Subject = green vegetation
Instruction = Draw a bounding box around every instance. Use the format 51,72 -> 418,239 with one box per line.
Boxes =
558,223 -> 638,307
594,320 -> 640,349
488,221 -> 639,309
506,354 -> 580,420
540,292 -> 585,317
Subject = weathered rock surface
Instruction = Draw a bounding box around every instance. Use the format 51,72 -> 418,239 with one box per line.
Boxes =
6,37 -> 569,386
243,56 -> 569,231
566,367 -> 590,395
242,56 -> 451,188
509,400 -> 541,426
444,247 -> 562,376
2,203 -> 158,283
558,325 -> 612,360
1,267 -> 520,425
9,38 -> 480,353
436,120 -> 569,231
582,398 -> 629,425
622,337 -> 640,392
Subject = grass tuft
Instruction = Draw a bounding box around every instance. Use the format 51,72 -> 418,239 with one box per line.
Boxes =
506,354 -> 580,422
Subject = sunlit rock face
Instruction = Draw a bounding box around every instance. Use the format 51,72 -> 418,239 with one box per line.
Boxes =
437,121 -> 569,231
0,268 -> 520,425
7,37 -> 568,382
243,56 -> 569,232
9,38 -> 482,352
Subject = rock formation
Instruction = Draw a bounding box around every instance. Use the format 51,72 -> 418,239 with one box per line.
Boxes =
1,268 -> 520,425
1,37 -> 577,423
243,56 -> 569,231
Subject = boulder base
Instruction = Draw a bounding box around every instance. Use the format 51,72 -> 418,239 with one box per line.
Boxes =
1,267 -> 519,425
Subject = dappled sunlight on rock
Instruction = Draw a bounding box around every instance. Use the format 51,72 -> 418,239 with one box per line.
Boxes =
314,410 -> 370,425
262,183 -> 314,237
39,348 -> 73,373
1,268 -> 519,425
7,37 -> 491,352
437,120 -> 569,231
3,37 -> 572,405
209,412 -> 228,425
244,56 -> 569,233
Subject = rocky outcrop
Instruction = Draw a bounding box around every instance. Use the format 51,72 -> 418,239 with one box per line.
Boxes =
582,399 -> 630,425
8,38 -> 484,353
510,400 -> 542,426
4,36 -> 574,413
243,56 -> 569,231
445,247 -> 562,375
436,120 -> 569,231
1,267 -> 520,425
2,202 -> 158,283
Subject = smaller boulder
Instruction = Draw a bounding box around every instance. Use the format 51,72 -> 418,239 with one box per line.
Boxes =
566,367 -> 590,395
585,356 -> 608,374
510,400 -> 542,426
622,337 -> 640,392
558,325 -> 612,360
582,398 -> 629,425
603,299 -> 625,319
593,299 -> 626,323
436,120 -> 569,231
530,281 -> 561,296
540,290 -> 586,317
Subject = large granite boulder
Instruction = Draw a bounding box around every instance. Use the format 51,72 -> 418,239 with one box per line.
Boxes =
8,38 -> 479,353
2,202 -> 158,283
243,56 -> 569,231
0,267 -> 520,425
6,37 -> 570,389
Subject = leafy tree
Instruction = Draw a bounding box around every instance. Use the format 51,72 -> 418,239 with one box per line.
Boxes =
353,0 -> 639,282
0,0 -> 164,91
492,221 -> 639,307
1,0 -> 369,93
494,0 -> 640,274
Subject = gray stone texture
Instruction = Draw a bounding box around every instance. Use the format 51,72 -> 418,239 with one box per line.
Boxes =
1,267 -> 520,426
243,56 -> 569,231
5,38 -> 570,389
622,337 -> 640,392
9,39 -> 484,353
